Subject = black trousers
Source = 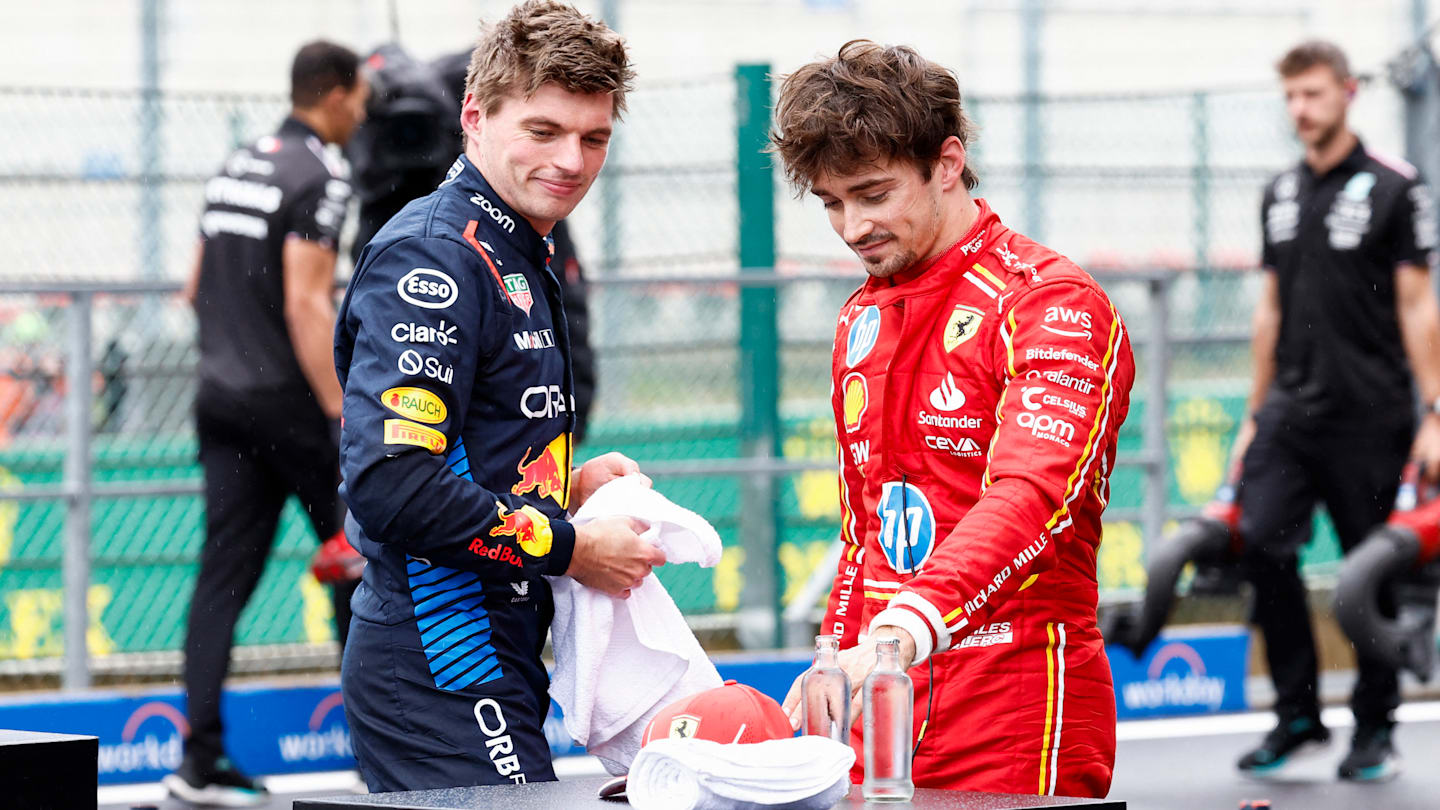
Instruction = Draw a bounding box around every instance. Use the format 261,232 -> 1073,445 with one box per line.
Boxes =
184,383 -> 357,762
1238,405 -> 1411,728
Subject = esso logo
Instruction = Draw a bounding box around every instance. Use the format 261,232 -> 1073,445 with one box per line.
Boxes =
397,268 -> 458,310
876,481 -> 936,574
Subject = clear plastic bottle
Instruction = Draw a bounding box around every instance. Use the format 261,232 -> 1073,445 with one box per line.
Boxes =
862,637 -> 915,802
801,634 -> 852,743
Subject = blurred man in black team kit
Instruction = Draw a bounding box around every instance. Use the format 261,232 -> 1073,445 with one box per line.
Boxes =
168,41 -> 369,806
1234,40 -> 1440,782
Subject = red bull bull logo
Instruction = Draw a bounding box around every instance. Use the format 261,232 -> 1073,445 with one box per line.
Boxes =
487,502 -> 554,558
512,433 -> 570,508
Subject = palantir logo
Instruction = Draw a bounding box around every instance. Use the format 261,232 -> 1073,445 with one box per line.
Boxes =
277,691 -> 353,763
1120,642 -> 1226,712
97,701 -> 187,775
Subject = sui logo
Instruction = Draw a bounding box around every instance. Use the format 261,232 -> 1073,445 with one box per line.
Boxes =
845,306 -> 881,367
876,481 -> 936,574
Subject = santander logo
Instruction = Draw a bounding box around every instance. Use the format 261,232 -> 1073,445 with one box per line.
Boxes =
928,373 -> 965,412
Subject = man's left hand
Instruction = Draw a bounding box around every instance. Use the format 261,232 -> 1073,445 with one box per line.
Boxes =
1414,415 -> 1440,484
782,626 -> 916,730
572,452 -> 651,511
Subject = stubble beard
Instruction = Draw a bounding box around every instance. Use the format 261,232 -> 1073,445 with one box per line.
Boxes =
864,249 -> 918,279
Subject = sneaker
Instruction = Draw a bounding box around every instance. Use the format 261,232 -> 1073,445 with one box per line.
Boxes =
1236,715 -> 1331,774
162,752 -> 269,807
1337,724 -> 1401,782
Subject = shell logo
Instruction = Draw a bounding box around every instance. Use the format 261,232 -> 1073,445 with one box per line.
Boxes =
842,372 -> 868,433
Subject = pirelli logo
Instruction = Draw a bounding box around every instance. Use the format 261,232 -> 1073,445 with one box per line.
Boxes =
384,419 -> 447,454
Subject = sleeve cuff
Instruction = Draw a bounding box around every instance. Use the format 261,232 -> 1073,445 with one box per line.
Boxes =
544,519 -> 576,576
868,606 -> 936,667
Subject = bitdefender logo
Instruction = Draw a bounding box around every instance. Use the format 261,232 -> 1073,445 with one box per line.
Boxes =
1121,642 -> 1225,712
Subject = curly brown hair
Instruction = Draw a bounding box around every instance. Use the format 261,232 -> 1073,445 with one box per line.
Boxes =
770,40 -> 978,194
465,0 -> 635,117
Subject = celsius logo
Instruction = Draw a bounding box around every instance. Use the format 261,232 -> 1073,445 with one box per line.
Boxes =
1121,642 -> 1226,711
397,268 -> 458,310
471,193 -> 517,234
929,372 -> 965,411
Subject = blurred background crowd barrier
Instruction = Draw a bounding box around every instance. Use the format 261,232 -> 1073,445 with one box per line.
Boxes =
3,28 -> 1440,689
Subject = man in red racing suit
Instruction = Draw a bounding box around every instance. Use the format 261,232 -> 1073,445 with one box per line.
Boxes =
773,42 -> 1135,798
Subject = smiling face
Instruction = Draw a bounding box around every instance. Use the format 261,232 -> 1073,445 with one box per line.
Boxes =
462,82 -> 614,235
811,156 -> 950,279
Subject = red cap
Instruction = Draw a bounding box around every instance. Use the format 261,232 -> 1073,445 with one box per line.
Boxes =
640,680 -> 794,747
598,681 -> 794,800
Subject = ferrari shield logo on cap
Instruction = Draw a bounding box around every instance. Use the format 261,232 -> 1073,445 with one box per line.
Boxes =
668,714 -> 701,739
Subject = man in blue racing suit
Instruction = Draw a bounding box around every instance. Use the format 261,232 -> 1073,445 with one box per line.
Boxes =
334,1 -> 663,791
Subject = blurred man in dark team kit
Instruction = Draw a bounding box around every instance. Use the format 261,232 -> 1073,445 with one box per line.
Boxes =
170,41 -> 369,805
1232,40 -> 1440,781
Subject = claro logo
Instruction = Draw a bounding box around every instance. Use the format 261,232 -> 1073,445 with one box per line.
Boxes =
397,268 -> 458,310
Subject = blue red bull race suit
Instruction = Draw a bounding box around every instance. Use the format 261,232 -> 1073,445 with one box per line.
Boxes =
334,154 -> 576,792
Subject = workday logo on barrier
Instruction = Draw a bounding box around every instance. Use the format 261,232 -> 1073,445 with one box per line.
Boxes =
98,701 -> 187,777
1121,641 -> 1226,713
277,691 -> 353,764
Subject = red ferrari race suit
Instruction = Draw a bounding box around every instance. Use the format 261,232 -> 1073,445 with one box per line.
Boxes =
824,199 -> 1135,797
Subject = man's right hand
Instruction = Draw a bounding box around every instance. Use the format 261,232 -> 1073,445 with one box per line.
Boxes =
566,517 -> 666,598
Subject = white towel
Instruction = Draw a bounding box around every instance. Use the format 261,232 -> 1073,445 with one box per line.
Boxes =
627,736 -> 856,810
547,475 -> 724,774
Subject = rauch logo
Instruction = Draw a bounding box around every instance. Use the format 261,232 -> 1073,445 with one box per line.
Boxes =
97,701 -> 187,775
1121,642 -> 1226,711
277,691 -> 353,763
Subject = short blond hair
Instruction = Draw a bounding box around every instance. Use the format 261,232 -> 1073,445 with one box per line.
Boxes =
465,0 -> 634,117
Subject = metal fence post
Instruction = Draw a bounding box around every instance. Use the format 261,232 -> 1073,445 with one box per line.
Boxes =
1143,276 -> 1171,559
735,63 -> 783,648
63,292 -> 95,690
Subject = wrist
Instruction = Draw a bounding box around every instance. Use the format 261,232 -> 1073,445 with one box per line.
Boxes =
873,625 -> 918,668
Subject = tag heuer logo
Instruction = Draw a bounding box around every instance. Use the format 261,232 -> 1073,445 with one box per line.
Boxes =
668,714 -> 701,739
503,273 -> 534,316
944,305 -> 985,352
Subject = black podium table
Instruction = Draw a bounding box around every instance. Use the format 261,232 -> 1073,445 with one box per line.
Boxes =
294,776 -> 1125,809
0,728 -> 99,809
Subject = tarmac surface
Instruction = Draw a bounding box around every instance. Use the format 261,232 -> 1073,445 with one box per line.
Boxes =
100,702 -> 1440,810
